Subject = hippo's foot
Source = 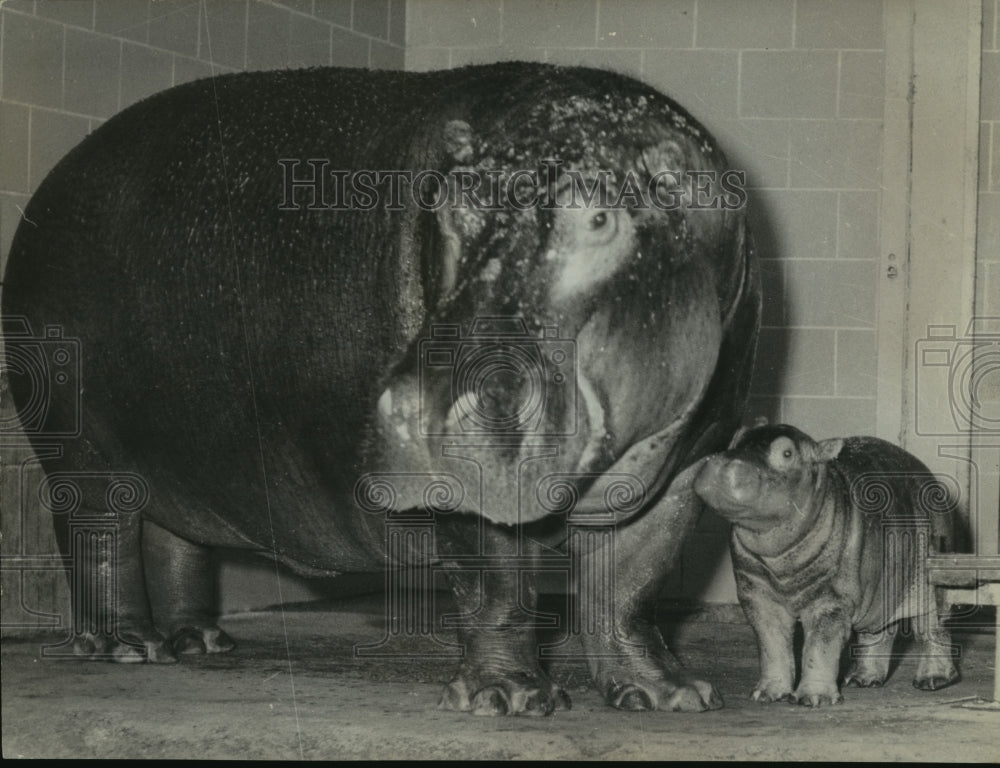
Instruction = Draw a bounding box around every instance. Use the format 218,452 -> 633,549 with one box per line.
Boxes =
167,625 -> 236,656
70,626 -> 177,664
586,628 -> 723,712
750,679 -> 794,703
792,682 -> 843,707
439,664 -> 571,716
844,660 -> 889,688
913,654 -> 959,691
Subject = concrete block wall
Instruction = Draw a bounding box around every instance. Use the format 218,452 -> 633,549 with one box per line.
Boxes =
404,0 -> 886,602
0,0 -> 405,268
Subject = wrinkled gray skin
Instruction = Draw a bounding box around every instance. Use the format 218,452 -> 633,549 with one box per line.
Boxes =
3,63 -> 760,715
694,424 -> 960,707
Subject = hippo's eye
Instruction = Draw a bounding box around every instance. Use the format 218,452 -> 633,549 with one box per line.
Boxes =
768,437 -> 798,469
589,211 -> 608,230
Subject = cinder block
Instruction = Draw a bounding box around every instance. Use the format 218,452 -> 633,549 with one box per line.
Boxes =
173,54 -> 214,86
740,50 -> 837,119
312,0 -> 351,28
837,190 -> 879,259
148,0 -> 200,58
783,258 -> 877,328
353,0 -> 388,39
370,40 -> 404,70
1,193 -> 31,273
95,0 -> 150,43
289,13 -> 331,68
642,49 -> 738,126
838,51 -> 883,119
199,0 -> 247,70
789,119 -> 881,190
330,26 -> 369,67
982,51 -> 1000,121
597,0 -> 692,49
795,0 -> 882,50
246,1 -> 290,70
28,108 -> 90,191
1,2 -> 36,13
769,189 -> 838,260
35,0 -> 94,28
404,46 -> 450,72
120,42 -> 173,109
406,0 -> 500,47
388,0 -> 405,46
1,101 -> 30,194
1,13 -> 64,109
781,395 -> 876,440
785,328 -> 837,396
695,0 -> 793,50
836,329 -> 876,397
64,28 -> 121,118
542,47 -> 642,77
712,118 -> 789,190
502,0 -> 597,48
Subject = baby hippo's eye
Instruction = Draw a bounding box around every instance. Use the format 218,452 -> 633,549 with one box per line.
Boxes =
768,436 -> 798,469
589,211 -> 608,230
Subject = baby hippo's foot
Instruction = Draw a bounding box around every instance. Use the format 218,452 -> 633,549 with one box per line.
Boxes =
914,645 -> 959,691
750,678 -> 794,703
792,681 -> 843,707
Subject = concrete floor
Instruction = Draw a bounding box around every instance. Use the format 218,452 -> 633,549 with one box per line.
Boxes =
2,594 -> 998,761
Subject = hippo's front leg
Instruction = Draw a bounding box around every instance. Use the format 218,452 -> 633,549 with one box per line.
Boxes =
736,581 -> 797,702
436,523 -> 570,716
576,460 -> 723,712
795,604 -> 850,706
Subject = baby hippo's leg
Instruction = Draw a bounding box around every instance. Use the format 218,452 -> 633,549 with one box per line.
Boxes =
743,594 -> 796,703
844,628 -> 895,688
795,605 -> 850,706
913,590 -> 960,691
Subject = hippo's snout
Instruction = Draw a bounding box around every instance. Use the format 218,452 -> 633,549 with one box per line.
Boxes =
694,455 -> 762,517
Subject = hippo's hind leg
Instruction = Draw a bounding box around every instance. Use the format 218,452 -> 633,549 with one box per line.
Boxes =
48,475 -> 176,663
576,461 -> 723,712
844,628 -> 895,688
142,520 -> 235,656
436,521 -> 570,716
912,589 -> 960,691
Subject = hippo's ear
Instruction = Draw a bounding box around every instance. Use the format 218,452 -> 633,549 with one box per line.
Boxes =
442,119 -> 474,164
816,438 -> 844,462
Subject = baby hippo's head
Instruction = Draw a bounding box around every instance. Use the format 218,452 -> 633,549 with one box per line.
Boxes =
693,423 -> 843,534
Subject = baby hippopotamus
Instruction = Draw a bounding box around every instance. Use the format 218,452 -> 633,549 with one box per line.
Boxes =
694,424 -> 960,707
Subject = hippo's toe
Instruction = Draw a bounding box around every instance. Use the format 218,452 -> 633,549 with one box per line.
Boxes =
70,629 -> 177,664
913,672 -> 959,691
438,667 -> 570,717
168,626 -> 236,656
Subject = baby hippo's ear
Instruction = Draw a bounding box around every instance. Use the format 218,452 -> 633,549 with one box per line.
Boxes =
816,438 -> 844,462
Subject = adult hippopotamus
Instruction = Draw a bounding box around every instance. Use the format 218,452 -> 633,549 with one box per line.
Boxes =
2,62 -> 760,715
694,424 -> 960,707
